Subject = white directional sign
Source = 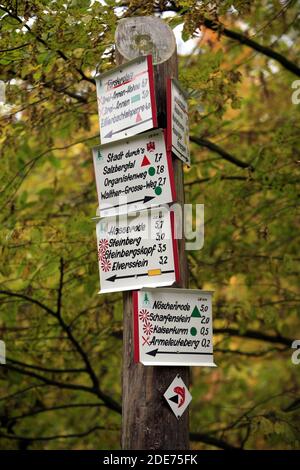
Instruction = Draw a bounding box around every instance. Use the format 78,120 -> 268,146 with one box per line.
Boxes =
133,288 -> 215,366
92,129 -> 175,217
167,78 -> 190,166
96,55 -> 157,144
164,375 -> 192,419
96,207 -> 179,294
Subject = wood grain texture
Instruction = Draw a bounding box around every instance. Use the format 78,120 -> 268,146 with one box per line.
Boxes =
116,17 -> 189,450
115,16 -> 176,65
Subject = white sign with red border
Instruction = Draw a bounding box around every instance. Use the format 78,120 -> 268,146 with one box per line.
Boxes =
92,129 -> 175,217
166,78 -> 190,166
96,207 -> 180,294
96,55 -> 157,144
133,288 -> 215,366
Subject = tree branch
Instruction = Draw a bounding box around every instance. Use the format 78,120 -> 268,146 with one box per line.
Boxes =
52,260 -> 122,414
0,290 -> 56,317
10,403 -> 106,421
215,346 -> 288,357
190,136 -> 253,169
6,357 -> 86,375
164,1 -> 300,76
0,285 -> 122,414
2,365 -> 120,419
0,425 -> 117,442
185,175 -> 248,186
0,6 -> 95,85
214,327 -> 292,347
43,81 -> 88,104
0,42 -> 31,52
53,282 -> 120,412
202,18 -> 300,78
3,363 -> 96,396
0,384 -> 47,403
0,422 -> 234,449
282,398 -> 300,412
56,257 -> 64,317
190,432 -> 239,450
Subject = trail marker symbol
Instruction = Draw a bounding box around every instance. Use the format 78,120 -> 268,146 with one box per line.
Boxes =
164,375 -> 192,419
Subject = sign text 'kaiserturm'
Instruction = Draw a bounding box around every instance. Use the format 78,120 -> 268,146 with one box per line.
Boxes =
92,129 -> 175,217
96,207 -> 179,294
96,55 -> 157,144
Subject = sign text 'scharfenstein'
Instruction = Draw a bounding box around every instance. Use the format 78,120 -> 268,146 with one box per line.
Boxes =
166,78 -> 190,166
96,207 -> 180,294
92,129 -> 175,217
96,55 -> 157,144
133,288 -> 216,366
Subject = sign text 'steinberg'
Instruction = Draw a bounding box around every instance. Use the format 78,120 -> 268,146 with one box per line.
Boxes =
96,207 -> 179,294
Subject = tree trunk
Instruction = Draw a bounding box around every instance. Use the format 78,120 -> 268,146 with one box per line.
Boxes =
116,17 -> 189,450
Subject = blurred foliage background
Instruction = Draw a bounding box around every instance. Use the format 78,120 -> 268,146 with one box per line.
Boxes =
0,0 -> 299,450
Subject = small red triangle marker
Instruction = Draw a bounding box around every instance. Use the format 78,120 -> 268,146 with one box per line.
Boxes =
141,156 -> 151,166
136,112 -> 142,122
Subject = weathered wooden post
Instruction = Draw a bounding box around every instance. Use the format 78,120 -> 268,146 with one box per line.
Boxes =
115,17 -> 189,450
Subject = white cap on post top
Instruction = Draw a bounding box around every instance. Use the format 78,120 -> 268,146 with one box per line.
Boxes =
115,16 -> 176,65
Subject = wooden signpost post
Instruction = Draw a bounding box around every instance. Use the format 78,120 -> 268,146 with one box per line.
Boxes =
115,17 -> 189,450
93,15 -> 215,451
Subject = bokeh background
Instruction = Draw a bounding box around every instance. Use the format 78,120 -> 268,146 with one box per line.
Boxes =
0,0 -> 299,449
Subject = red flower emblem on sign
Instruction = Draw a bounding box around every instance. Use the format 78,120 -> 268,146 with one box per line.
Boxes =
101,259 -> 111,272
98,239 -> 109,261
143,320 -> 153,336
139,309 -> 150,323
99,239 -> 109,253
